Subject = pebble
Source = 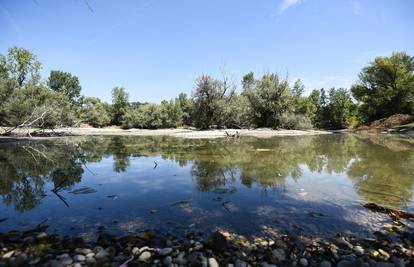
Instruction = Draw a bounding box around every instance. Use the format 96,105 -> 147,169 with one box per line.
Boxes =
36,232 -> 48,239
272,248 -> 286,262
163,256 -> 173,265
319,260 -> 332,267
138,251 -> 151,262
158,247 -> 173,256
73,254 -> 86,262
373,263 -> 395,267
235,259 -> 248,267
299,258 -> 308,267
354,245 -> 365,256
209,257 -> 219,267
95,249 -> 109,259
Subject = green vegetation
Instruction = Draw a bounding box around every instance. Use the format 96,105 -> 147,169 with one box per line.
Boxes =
1,46 -> 413,134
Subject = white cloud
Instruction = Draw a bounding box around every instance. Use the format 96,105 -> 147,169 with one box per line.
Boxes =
349,0 -> 362,16
278,0 -> 303,14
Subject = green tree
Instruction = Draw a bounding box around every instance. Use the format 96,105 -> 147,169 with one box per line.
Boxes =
81,97 -> 111,127
351,52 -> 414,121
5,47 -> 41,87
192,75 -> 235,129
111,86 -> 129,125
48,70 -> 82,106
243,73 -> 293,128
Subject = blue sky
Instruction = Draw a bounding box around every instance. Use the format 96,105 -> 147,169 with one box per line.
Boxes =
1,0 -> 413,103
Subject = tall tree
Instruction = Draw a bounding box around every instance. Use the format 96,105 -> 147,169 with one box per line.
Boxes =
192,75 -> 235,129
5,47 -> 41,87
48,70 -> 82,105
111,87 -> 129,125
351,51 -> 414,121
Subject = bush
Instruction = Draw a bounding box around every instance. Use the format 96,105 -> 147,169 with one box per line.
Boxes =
280,113 -> 313,130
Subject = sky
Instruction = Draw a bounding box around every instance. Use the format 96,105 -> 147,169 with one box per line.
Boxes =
1,0 -> 414,103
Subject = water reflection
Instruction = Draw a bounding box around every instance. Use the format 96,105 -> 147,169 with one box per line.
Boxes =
0,134 -> 413,221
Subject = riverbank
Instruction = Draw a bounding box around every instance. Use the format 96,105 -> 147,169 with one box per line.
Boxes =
0,127 -> 333,139
0,216 -> 412,267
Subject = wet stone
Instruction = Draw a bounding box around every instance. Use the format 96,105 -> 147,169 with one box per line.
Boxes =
209,257 -> 219,267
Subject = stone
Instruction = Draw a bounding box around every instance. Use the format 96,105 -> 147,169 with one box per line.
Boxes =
73,263 -> 82,267
235,259 -> 248,267
86,252 -> 95,258
132,247 -> 140,255
158,248 -> 173,256
95,249 -> 109,259
373,263 -> 395,267
271,248 -> 286,262
209,257 -> 219,267
354,246 -> 365,256
36,232 -> 48,239
81,248 -> 93,255
163,256 -> 173,266
138,251 -> 151,262
319,260 -> 332,267
299,258 -> 308,267
73,254 -> 86,262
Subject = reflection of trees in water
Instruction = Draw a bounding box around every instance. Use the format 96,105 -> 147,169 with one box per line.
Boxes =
0,134 -> 413,211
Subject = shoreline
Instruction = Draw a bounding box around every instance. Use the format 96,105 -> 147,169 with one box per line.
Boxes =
0,127 -> 335,140
0,218 -> 411,267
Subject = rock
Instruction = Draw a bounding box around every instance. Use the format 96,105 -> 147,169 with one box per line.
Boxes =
209,257 -> 219,267
319,260 -> 332,267
163,256 -> 173,266
2,250 -> 14,259
132,247 -> 140,255
175,252 -> 187,265
235,259 -> 248,267
95,249 -> 109,259
261,263 -> 277,267
28,257 -> 41,265
86,252 -> 95,258
138,251 -> 151,262
86,256 -> 96,264
354,245 -> 365,256
73,263 -> 82,267
271,248 -> 286,262
378,249 -> 390,260
337,260 -> 365,267
73,254 -> 86,262
9,253 -> 27,267
36,232 -> 48,239
373,263 -> 395,267
49,260 -> 64,267
81,248 -> 93,255
209,231 -> 228,252
299,258 -> 308,267
158,248 -> 173,256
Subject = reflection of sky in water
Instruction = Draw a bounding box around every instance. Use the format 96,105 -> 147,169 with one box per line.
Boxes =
0,135 -> 413,238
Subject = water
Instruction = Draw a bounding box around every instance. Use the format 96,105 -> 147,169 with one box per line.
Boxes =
0,134 -> 413,239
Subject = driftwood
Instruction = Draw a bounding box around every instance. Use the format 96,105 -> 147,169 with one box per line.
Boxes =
225,131 -> 240,138
363,203 -> 414,219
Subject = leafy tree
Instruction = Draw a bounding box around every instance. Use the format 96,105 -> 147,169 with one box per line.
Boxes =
81,97 -> 111,127
243,73 -> 293,128
351,52 -> 414,121
310,88 -> 357,129
48,70 -> 82,105
111,86 -> 129,125
192,75 -> 235,129
5,47 -> 41,87
225,94 -> 254,128
176,93 -> 193,126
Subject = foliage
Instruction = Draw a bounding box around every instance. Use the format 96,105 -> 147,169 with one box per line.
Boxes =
81,97 -> 111,127
310,88 -> 358,129
4,47 -> 41,87
48,70 -> 82,106
111,87 -> 129,125
351,52 -> 414,122
192,75 -> 235,129
242,73 -> 294,128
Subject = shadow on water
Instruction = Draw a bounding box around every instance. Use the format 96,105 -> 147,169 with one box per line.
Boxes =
0,134 -> 413,237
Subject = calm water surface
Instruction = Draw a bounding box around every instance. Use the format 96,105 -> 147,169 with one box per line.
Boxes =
0,134 -> 413,238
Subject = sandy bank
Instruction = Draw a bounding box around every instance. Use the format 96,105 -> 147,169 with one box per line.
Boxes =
1,127 -> 333,139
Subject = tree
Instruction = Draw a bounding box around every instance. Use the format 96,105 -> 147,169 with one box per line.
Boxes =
310,88 -> 357,129
5,47 -> 41,87
111,87 -> 129,125
243,73 -> 293,128
192,75 -> 235,129
351,52 -> 414,122
48,70 -> 82,106
81,97 -> 111,127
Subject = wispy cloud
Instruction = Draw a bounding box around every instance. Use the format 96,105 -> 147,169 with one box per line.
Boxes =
278,0 -> 303,14
349,0 -> 362,16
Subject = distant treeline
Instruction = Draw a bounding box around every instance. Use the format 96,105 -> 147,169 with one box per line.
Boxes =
1,47 -> 413,134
